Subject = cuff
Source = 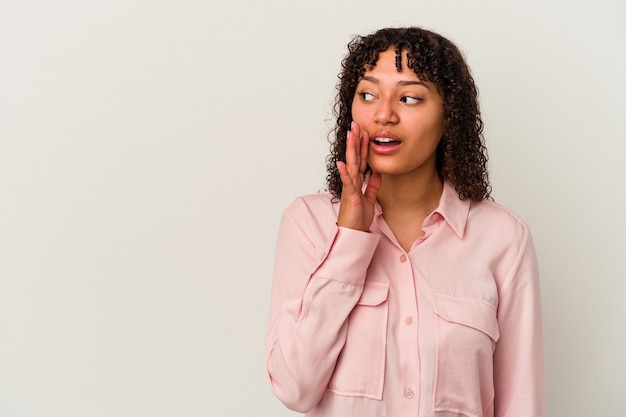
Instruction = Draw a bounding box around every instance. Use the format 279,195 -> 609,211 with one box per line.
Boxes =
313,226 -> 380,286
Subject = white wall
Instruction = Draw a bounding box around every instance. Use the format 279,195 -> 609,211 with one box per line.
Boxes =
1,1 -> 624,416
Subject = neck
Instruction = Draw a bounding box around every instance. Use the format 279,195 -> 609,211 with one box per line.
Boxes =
376,170 -> 444,216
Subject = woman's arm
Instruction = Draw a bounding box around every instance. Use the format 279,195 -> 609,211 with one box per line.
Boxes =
493,229 -> 547,417
265,201 -> 380,412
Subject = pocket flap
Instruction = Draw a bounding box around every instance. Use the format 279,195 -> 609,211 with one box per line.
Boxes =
356,281 -> 389,306
434,293 -> 500,341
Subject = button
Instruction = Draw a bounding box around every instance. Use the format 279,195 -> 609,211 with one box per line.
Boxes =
404,387 -> 414,399
405,316 -> 413,325
399,254 -> 407,263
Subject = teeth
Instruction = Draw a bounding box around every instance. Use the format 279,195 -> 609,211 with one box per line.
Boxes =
375,137 -> 395,143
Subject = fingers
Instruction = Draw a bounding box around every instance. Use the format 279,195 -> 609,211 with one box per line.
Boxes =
363,171 -> 382,205
340,121 -> 371,193
352,121 -> 361,170
345,126 -> 357,180
347,121 -> 369,179
337,122 -> 376,232
336,161 -> 352,189
346,122 -> 362,180
359,128 -> 369,176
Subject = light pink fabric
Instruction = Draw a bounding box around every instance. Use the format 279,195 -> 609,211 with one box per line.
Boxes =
266,182 -> 546,417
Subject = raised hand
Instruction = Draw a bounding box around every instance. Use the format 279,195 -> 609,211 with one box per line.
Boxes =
336,121 -> 382,232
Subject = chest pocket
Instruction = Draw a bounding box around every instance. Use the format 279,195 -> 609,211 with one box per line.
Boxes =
328,280 -> 389,400
433,293 -> 500,417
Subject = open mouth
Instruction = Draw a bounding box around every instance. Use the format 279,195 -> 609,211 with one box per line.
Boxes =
373,137 -> 401,146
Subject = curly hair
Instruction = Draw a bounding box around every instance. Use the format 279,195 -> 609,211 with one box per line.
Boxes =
325,27 -> 491,201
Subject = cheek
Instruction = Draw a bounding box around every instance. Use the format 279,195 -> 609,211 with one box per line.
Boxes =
418,112 -> 445,135
350,102 -> 359,120
431,118 -> 445,136
351,103 -> 369,125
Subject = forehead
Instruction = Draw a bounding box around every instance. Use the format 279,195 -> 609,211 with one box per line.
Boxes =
365,49 -> 417,74
362,49 -> 423,82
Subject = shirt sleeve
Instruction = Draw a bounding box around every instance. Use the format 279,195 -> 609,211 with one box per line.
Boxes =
493,228 -> 547,417
265,199 -> 380,413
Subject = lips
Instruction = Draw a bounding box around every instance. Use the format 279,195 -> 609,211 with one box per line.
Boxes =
370,131 -> 401,154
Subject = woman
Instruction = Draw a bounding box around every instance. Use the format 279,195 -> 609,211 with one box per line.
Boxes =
266,27 -> 546,417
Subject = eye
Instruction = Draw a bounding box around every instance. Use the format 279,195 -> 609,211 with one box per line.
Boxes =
401,96 -> 421,104
359,92 -> 376,101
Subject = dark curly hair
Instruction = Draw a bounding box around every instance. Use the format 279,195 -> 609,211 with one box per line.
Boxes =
325,27 -> 491,201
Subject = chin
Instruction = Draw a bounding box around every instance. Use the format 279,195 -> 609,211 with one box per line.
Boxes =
369,157 -> 436,178
369,165 -> 407,177
369,158 -> 404,175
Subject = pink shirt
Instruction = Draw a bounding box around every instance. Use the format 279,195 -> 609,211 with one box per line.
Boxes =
266,182 -> 546,417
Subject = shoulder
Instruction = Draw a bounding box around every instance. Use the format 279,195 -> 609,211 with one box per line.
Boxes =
283,191 -> 339,219
277,191 -> 340,252
281,191 -> 340,232
465,200 -> 538,284
468,199 -> 531,244
470,199 -> 529,226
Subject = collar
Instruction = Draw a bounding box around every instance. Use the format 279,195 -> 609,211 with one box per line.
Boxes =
433,181 -> 470,239
369,179 -> 470,239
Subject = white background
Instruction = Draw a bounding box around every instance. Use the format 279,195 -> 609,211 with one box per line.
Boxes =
1,1 -> 625,416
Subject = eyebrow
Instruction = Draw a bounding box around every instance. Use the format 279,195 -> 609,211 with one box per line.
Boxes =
361,75 -> 430,89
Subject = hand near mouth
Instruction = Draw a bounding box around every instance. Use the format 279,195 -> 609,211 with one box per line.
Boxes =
336,121 -> 382,232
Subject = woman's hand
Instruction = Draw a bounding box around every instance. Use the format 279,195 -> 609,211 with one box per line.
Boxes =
336,122 -> 382,232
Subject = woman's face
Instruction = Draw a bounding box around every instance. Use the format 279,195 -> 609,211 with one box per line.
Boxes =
351,48 -> 445,179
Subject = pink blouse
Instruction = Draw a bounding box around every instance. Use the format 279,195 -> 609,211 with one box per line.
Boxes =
266,182 -> 546,417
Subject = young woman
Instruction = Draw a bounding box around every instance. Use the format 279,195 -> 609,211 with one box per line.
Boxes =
266,27 -> 546,417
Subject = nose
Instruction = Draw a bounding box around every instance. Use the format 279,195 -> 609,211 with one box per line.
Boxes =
374,97 -> 399,125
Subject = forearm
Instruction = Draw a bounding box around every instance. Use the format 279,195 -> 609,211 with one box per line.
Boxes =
266,212 -> 380,412
267,276 -> 364,412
